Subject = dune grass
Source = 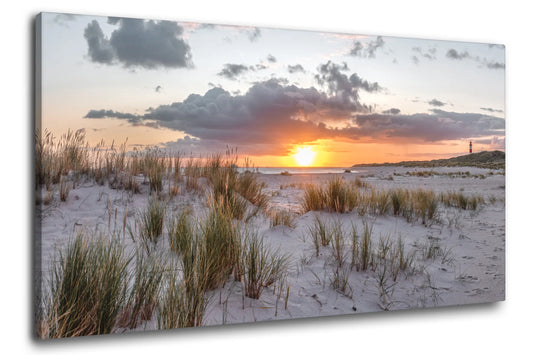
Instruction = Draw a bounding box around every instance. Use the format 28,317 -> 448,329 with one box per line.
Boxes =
236,171 -> 270,210
300,177 -> 485,226
240,230 -> 288,299
201,200 -> 241,290
119,251 -> 164,329
167,209 -> 193,256
309,215 -> 332,256
59,176 -> 71,202
269,209 -> 297,229
41,233 -> 131,338
158,233 -> 211,329
131,199 -> 166,254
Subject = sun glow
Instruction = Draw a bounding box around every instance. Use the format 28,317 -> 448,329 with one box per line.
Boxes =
293,146 -> 316,166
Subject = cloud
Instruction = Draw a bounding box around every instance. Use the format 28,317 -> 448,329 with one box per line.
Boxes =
349,36 -> 385,58
217,58 -> 276,80
446,48 -> 505,70
84,17 -> 193,69
352,109 -> 504,142
217,63 -> 250,80
155,85 -> 162,93
246,27 -> 261,42
267,54 -> 277,63
485,61 -> 505,70
428,99 -> 446,107
382,108 -> 400,115
84,20 -> 115,64
314,61 -> 381,112
412,46 -> 436,61
288,64 -> 305,74
84,76 -> 380,152
446,49 -> 470,60
85,75 -> 503,155
472,136 -> 505,150
84,109 -> 139,121
53,13 -> 76,27
480,107 -> 504,113
411,56 -> 420,65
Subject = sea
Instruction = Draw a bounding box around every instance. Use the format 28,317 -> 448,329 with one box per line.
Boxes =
238,167 -> 362,175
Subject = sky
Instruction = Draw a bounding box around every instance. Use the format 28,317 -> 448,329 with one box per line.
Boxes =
39,12 -> 505,167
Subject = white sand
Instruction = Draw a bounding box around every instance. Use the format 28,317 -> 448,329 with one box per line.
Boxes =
37,166 -> 505,330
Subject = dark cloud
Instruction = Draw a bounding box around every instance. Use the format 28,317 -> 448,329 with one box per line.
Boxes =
382,108 -> 400,115
349,36 -> 385,58
84,20 -> 115,64
217,64 -> 250,80
84,77 -> 379,150
155,85 -> 162,93
428,99 -> 446,107
53,13 -> 76,27
217,60 -> 272,80
84,17 -> 193,69
480,107 -> 504,113
267,54 -> 277,63
85,74 -> 504,156
412,47 -> 436,61
447,48 -> 505,70
352,109 -> 504,142
446,49 -> 470,60
472,136 -> 505,149
314,61 -> 381,112
246,28 -> 261,42
84,109 -> 139,121
200,23 -> 216,30
485,61 -> 505,70
288,64 -> 305,74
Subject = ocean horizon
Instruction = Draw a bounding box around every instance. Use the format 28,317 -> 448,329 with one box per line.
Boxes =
239,167 -> 362,174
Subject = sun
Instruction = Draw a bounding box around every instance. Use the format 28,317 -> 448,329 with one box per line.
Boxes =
293,146 -> 316,167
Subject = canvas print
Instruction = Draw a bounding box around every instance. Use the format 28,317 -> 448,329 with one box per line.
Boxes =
34,12 -> 505,338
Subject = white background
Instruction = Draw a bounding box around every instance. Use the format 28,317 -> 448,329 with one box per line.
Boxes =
1,1 -> 531,354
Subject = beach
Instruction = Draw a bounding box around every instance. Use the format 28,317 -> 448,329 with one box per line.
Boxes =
36,164 -> 505,332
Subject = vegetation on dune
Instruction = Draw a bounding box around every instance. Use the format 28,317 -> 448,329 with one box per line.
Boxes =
352,150 -> 505,170
301,177 -> 489,226
40,233 -> 131,338
36,129 -> 502,336
240,230 -> 288,299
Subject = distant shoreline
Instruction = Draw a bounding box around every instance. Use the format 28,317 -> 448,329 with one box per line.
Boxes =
351,150 -> 505,170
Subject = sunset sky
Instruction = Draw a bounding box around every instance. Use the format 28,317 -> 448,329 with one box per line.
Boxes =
39,12 -> 505,167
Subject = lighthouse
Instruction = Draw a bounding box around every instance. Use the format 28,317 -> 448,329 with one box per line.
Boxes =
469,141 -> 472,154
